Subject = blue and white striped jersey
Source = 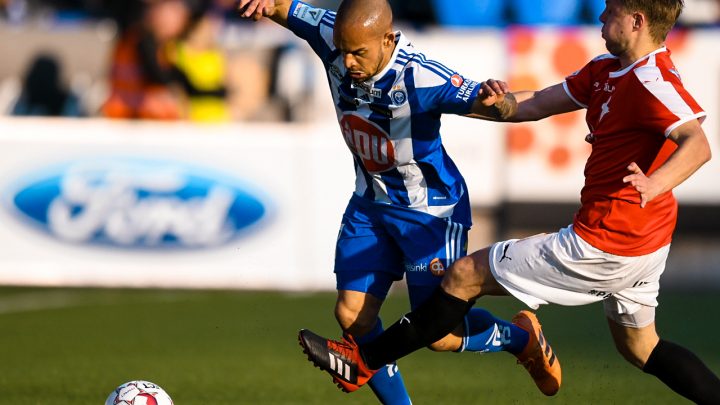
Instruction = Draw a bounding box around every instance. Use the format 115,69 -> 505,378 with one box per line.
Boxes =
288,1 -> 481,223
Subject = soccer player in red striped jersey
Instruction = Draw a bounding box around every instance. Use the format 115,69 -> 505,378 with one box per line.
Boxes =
298,0 -> 720,402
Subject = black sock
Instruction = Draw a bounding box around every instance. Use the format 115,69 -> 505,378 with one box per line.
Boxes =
643,339 -> 720,405
361,288 -> 474,369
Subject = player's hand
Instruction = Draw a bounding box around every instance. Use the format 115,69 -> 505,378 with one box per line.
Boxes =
478,79 -> 509,107
478,79 -> 517,120
623,162 -> 662,208
236,0 -> 276,21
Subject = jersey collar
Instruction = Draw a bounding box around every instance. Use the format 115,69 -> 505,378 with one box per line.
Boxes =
608,46 -> 667,78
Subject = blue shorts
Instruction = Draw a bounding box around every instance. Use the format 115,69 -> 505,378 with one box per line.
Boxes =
335,194 -> 471,309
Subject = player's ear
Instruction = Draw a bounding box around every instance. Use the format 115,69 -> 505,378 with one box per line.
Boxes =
632,12 -> 644,30
383,31 -> 395,48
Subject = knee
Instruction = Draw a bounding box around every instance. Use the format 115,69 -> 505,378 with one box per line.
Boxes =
614,338 -> 657,369
447,255 -> 474,280
616,346 -> 646,369
442,250 -> 492,300
444,255 -> 476,290
608,322 -> 660,369
334,302 -> 377,336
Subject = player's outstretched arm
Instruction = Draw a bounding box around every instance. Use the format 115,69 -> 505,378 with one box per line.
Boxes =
623,119 -> 711,208
467,80 -> 580,122
237,0 -> 292,27
504,82 -> 582,122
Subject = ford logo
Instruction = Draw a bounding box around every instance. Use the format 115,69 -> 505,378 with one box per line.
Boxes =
6,158 -> 268,248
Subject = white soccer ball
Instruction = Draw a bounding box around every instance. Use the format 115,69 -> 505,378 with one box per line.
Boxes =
105,380 -> 174,405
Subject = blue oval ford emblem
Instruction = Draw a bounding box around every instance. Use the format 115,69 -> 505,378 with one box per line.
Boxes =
7,158 -> 268,248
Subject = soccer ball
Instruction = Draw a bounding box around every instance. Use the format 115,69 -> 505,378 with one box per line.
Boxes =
105,380 -> 174,405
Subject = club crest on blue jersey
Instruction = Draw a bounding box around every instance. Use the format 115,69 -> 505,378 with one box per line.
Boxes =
391,90 -> 407,105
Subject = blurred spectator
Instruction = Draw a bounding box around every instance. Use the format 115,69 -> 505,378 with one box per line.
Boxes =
206,0 -> 240,21
5,0 -> 720,27
265,42 -> 316,122
11,53 -> 84,116
101,0 -> 191,120
1,0 -> 28,22
171,10 -> 230,122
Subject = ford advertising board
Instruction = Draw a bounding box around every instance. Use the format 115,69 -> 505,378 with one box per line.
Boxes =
4,158 -> 269,249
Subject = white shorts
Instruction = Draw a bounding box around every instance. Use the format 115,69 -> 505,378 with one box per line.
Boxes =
488,225 -> 670,328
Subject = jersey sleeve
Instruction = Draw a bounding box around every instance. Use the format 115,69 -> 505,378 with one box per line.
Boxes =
634,65 -> 707,137
411,60 -> 481,115
287,1 -> 336,61
563,60 -> 594,108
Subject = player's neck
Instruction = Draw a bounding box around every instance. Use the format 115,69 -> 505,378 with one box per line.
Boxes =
374,42 -> 397,80
618,39 -> 662,69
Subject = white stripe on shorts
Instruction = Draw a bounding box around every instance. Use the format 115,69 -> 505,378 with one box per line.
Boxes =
445,221 -> 463,266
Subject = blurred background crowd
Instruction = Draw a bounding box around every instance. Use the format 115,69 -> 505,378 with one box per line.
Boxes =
0,0 -> 719,123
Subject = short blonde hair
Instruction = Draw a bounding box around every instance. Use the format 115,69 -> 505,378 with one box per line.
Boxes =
620,0 -> 684,42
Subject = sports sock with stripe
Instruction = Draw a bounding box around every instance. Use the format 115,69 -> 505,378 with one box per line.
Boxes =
458,308 -> 529,354
361,287 -> 475,369
642,339 -> 720,404
355,318 -> 412,405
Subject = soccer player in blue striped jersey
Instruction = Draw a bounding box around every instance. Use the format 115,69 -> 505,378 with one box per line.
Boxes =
238,0 -> 560,401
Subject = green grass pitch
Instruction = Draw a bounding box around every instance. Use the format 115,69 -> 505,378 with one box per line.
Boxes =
0,287 -> 717,404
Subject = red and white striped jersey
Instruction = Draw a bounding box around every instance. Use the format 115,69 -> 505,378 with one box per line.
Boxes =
564,47 -> 706,256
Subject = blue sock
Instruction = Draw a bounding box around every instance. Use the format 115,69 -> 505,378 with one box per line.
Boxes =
355,318 -> 412,405
458,308 -> 529,355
